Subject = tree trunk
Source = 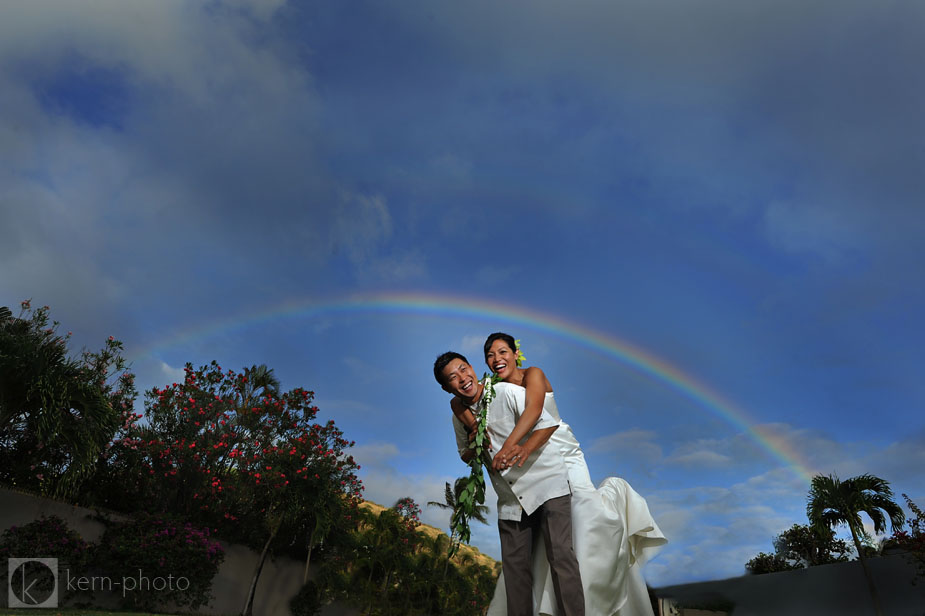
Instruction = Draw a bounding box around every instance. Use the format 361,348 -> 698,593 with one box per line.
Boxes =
241,523 -> 280,616
849,523 -> 883,616
303,522 -> 318,584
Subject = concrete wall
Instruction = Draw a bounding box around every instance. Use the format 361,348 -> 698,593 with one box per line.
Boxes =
0,487 -> 305,616
656,553 -> 925,616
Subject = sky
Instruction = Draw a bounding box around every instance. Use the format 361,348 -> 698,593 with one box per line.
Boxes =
2,0 -> 924,588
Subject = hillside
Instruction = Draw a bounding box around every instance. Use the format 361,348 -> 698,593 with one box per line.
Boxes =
358,500 -> 500,572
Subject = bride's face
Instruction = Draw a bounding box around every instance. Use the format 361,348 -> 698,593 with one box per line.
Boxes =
485,339 -> 517,380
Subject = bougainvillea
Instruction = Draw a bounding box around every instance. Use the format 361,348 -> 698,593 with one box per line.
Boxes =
95,513 -> 224,611
94,361 -> 362,615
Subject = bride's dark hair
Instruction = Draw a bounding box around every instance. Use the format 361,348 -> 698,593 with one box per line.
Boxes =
483,332 -> 517,359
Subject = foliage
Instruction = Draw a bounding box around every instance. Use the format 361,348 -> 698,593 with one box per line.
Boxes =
289,581 -> 322,616
87,361 -> 361,616
94,513 -> 224,611
884,494 -> 925,583
94,362 -> 362,539
808,474 -> 905,541
450,374 -> 498,554
745,551 -> 802,575
392,496 -> 422,530
807,473 -> 905,616
427,478 -> 490,528
0,516 -> 92,601
0,301 -> 136,498
313,502 -> 498,615
774,523 -> 850,567
745,522 -> 853,573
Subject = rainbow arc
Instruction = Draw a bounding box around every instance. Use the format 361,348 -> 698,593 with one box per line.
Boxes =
135,291 -> 816,483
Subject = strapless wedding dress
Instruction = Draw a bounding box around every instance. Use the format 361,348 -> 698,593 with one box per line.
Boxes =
488,392 -> 666,616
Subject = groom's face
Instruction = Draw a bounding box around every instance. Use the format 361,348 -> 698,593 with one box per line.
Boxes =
441,358 -> 479,399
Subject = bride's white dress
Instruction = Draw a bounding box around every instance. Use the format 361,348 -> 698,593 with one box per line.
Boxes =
487,392 -> 666,616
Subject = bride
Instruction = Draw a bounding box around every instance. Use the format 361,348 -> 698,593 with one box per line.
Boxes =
455,332 -> 666,616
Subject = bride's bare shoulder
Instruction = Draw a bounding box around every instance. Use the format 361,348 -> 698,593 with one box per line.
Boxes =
523,366 -> 553,392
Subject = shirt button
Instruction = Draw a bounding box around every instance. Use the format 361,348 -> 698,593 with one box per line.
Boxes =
518,496 -> 523,499
508,481 -> 513,485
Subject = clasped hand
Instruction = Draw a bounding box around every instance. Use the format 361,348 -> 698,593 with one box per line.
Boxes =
466,429 -> 526,470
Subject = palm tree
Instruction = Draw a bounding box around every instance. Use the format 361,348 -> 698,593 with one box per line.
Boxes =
807,473 -> 905,616
0,304 -> 121,497
428,478 -> 490,529
241,364 -> 281,405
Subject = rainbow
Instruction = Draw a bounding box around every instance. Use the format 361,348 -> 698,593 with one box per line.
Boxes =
133,291 -> 816,483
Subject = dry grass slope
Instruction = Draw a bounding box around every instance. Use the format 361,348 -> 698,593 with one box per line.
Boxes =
358,500 -> 500,572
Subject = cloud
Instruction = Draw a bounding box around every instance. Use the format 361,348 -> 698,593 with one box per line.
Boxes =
350,440 -> 498,545
158,360 -> 185,382
351,442 -> 402,469
589,429 -> 663,464
330,193 -> 392,267
668,450 -> 733,467
644,468 -> 810,585
476,265 -> 520,286
460,335 -> 485,357
764,200 -> 864,262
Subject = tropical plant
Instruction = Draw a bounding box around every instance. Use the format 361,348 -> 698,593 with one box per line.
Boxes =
88,361 -> 362,616
427,478 -> 491,601
0,301 -> 136,498
746,523 -> 850,574
94,513 -> 224,611
807,473 -> 905,616
289,580 -> 323,616
745,551 -> 801,575
0,516 -> 92,604
883,493 -> 925,583
428,478 -> 490,528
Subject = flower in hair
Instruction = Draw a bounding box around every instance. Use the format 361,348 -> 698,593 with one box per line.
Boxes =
515,339 -> 526,367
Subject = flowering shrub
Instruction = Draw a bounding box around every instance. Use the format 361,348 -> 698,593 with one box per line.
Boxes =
0,516 -> 91,601
392,496 -> 422,531
289,580 -> 322,616
89,361 -> 362,616
885,494 -> 925,582
94,513 -> 224,611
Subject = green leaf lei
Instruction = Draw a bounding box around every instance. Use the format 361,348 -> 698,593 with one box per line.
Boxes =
449,373 -> 500,555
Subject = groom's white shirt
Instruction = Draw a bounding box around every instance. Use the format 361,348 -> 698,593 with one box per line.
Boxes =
453,381 -> 571,521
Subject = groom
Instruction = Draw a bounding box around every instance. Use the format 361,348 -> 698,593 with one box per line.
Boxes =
434,351 -> 585,616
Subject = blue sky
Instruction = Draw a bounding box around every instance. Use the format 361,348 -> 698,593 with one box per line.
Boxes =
2,0 -> 924,587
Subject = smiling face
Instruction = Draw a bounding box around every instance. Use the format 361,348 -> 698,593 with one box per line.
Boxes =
440,357 -> 483,400
485,338 -> 517,381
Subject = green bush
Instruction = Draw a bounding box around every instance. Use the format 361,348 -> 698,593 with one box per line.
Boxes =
94,513 -> 224,611
290,580 -> 322,616
0,515 -> 92,604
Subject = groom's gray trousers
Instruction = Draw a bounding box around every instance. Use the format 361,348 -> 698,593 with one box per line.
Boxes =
498,494 -> 585,616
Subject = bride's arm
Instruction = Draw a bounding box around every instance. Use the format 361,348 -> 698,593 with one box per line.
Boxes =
451,398 -> 481,463
492,366 -> 551,469
452,403 -> 478,432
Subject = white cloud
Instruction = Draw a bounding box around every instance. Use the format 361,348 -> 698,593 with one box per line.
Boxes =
158,360 -> 185,382
668,450 -> 733,467
589,429 -> 663,464
331,192 -> 392,266
764,200 -> 862,262
349,439 -> 500,550
460,335 -> 485,357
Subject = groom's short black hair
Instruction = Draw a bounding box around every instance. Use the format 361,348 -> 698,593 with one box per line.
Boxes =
434,351 -> 469,386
